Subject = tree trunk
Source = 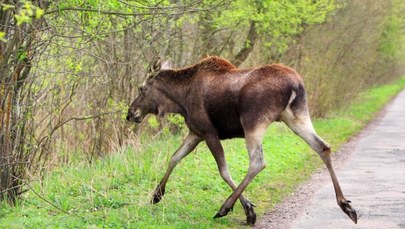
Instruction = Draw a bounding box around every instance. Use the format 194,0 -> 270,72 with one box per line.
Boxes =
231,20 -> 258,67
0,0 -> 46,203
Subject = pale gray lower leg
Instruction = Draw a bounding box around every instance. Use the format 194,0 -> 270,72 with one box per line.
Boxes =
214,124 -> 267,225
151,132 -> 201,204
204,134 -> 254,207
282,110 -> 357,223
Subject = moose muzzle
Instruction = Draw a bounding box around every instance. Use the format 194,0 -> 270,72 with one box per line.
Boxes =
126,109 -> 143,123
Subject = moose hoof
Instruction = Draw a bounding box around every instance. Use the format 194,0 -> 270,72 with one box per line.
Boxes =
246,211 -> 256,226
243,201 -> 257,226
339,199 -> 357,224
213,206 -> 233,219
151,185 -> 165,204
151,193 -> 163,204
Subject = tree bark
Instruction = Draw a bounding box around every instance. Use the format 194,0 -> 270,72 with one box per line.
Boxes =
0,0 -> 47,203
231,20 -> 258,67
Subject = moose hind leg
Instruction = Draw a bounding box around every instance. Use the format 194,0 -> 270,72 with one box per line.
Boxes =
213,157 -> 257,223
281,110 -> 357,224
205,134 -> 257,223
213,124 -> 267,225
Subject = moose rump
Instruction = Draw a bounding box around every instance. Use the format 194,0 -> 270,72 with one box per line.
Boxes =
126,56 -> 357,226
204,64 -> 303,139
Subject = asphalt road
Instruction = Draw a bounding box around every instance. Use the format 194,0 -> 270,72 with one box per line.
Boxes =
257,89 -> 405,229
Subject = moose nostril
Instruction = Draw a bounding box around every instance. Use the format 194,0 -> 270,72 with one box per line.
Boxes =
126,114 -> 131,121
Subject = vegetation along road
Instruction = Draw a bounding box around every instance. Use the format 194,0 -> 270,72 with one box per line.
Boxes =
258,89 -> 405,229
1,1 -> 405,228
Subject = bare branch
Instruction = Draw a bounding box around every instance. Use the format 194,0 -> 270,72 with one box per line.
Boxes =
44,6 -> 199,17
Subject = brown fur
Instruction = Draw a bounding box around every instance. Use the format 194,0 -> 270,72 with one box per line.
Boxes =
126,56 -> 357,225
130,56 -> 304,139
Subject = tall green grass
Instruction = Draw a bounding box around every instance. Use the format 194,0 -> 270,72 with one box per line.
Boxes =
1,77 -> 405,228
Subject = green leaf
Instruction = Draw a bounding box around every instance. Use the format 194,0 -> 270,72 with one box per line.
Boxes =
35,8 -> 45,19
14,14 -> 31,26
0,31 -> 6,42
1,4 -> 15,11
18,50 -> 28,62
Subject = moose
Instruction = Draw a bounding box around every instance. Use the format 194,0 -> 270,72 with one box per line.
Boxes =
126,56 -> 357,225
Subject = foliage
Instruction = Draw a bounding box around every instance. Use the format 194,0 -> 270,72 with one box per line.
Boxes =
1,76 -> 404,228
275,0 -> 405,117
25,0 -> 339,164
1,0 -> 405,207
214,0 -> 338,54
377,0 -> 405,62
0,0 -> 44,28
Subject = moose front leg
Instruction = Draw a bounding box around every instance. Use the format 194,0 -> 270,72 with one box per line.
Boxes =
151,132 -> 201,204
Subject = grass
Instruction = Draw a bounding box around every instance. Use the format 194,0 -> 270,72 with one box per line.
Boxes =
1,77 -> 405,228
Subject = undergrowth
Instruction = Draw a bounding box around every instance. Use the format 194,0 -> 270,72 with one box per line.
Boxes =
1,77 -> 404,228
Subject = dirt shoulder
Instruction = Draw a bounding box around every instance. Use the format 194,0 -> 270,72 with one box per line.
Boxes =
255,132 -> 359,229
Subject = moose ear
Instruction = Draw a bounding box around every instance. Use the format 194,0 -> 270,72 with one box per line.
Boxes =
150,57 -> 161,73
146,57 -> 162,80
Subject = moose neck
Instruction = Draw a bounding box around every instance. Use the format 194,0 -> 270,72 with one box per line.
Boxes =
154,68 -> 195,117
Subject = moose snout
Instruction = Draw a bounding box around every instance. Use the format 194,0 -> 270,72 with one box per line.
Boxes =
126,109 -> 135,122
126,113 -> 132,122
126,109 -> 143,123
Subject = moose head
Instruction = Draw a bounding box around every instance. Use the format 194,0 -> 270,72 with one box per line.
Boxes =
126,58 -> 162,123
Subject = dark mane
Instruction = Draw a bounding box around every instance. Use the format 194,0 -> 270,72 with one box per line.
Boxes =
156,56 -> 236,83
156,67 -> 197,83
196,56 -> 236,72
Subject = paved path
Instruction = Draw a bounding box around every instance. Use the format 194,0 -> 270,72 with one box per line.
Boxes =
293,89 -> 405,228
258,89 -> 405,228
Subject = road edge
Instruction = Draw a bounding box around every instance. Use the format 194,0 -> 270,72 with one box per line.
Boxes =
255,89 -> 402,228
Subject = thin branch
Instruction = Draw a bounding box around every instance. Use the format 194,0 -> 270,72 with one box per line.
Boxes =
0,161 -> 31,166
44,7 -> 200,16
44,1 -> 230,17
117,0 -> 202,10
49,111 -> 122,137
0,184 -> 25,195
24,181 -> 85,219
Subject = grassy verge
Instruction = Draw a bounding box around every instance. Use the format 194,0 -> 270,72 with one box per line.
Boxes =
1,77 -> 405,228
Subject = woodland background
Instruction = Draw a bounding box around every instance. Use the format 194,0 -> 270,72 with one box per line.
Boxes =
1,0 -> 405,205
